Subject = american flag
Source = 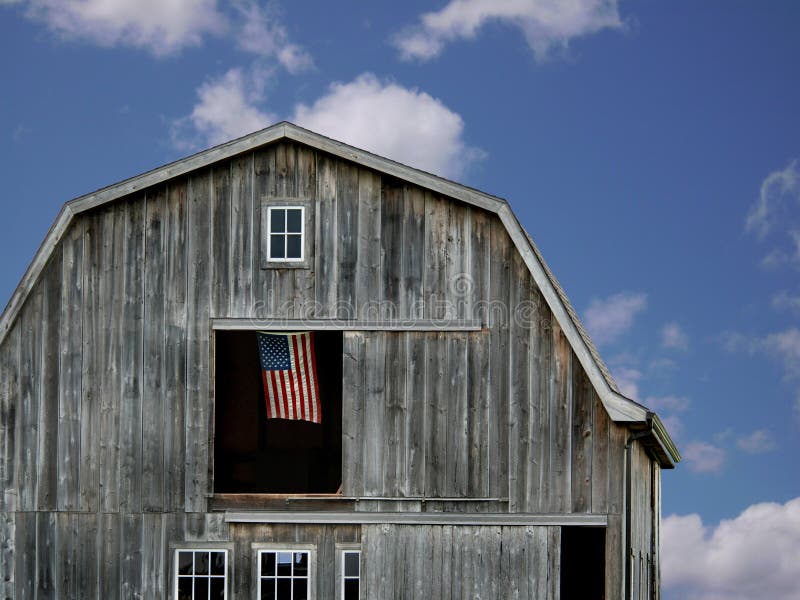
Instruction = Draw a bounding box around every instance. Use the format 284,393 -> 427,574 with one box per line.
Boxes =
256,332 -> 322,424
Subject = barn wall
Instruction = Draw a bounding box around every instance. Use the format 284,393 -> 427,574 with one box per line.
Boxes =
0,139 -> 660,597
361,524 -> 561,599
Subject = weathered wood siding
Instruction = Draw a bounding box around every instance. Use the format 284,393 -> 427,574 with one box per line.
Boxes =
0,139 -> 662,598
362,524 -> 560,599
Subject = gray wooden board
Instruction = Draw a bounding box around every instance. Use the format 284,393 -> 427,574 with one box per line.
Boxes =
18,283 -> 42,511
336,161 -> 359,319
228,153 -> 254,317
363,331 -> 386,496
571,357 -> 593,513
119,197 -> 145,513
0,512 -> 14,598
314,153 -> 338,317
342,332 -> 365,497
550,322 -> 572,512
142,187 -> 167,511
37,249 -> 62,512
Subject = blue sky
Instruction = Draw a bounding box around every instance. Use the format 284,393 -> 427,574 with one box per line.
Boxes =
1,1 -> 799,597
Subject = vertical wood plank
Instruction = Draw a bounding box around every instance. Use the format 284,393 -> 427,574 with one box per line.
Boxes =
336,162 -> 359,319
293,145 -> 317,318
229,153 -> 255,317
380,178 -> 403,320
0,325 -> 20,512
548,526 -> 561,600
508,251 -> 530,513
405,332 -> 427,497
467,330 -> 490,498
121,513 -> 143,599
487,217 -> 510,498
119,198 -> 145,513
383,333 -> 406,496
18,285 -> 42,511
0,512 -> 14,598
447,333 -> 469,496
591,392 -> 610,514
571,360 -> 593,513
79,212 -> 102,515
423,193 -> 448,320
550,322 -> 572,512
253,145 -> 276,314
362,332 -> 386,496
314,154 -> 338,317
342,332 -> 365,497
14,512 -> 34,598
140,513 -> 164,599
164,181 -> 189,512
425,332 -> 447,497
185,170 -> 212,512
37,250 -> 62,511
142,187 -> 167,512
99,206 -> 124,513
403,186 -> 426,319
99,512 -> 121,599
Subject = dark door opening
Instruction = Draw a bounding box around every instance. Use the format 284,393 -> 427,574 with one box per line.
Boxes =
213,330 -> 343,494
560,526 -> 606,599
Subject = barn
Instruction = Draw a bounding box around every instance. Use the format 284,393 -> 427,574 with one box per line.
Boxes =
0,122 -> 679,599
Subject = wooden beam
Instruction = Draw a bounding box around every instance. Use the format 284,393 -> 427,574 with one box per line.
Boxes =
224,511 -> 609,527
211,318 -> 484,332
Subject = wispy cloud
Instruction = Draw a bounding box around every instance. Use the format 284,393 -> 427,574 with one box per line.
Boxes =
612,365 -> 642,400
171,66 -> 276,150
662,497 -> 800,600
772,291 -> 800,315
11,0 -> 225,56
172,72 -> 484,180
746,159 -> 800,268
683,441 -> 725,474
736,429 -> 776,454
661,321 -> 689,350
584,291 -> 647,346
644,394 -> 690,413
232,0 -> 312,73
393,0 -> 622,62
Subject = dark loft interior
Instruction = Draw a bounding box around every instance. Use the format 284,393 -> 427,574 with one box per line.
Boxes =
214,330 -> 343,494
560,526 -> 606,599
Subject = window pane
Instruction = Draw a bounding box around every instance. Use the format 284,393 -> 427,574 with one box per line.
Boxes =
286,209 -> 302,233
271,209 -> 286,233
195,552 -> 209,576
344,552 -> 359,577
177,577 -> 193,600
276,578 -> 291,598
277,552 -> 292,576
210,577 -> 225,600
286,234 -> 302,259
344,578 -> 359,600
195,577 -> 208,599
211,552 -> 226,575
293,578 -> 308,600
270,234 -> 285,259
262,552 -> 276,576
178,552 -> 194,575
261,579 -> 276,600
293,552 -> 308,576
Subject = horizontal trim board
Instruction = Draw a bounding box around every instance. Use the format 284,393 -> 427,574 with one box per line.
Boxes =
211,319 -> 484,332
224,511 -> 609,527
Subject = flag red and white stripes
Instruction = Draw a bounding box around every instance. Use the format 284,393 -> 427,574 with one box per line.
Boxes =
256,331 -> 321,424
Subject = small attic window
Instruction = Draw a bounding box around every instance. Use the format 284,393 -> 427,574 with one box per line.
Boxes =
268,206 -> 304,261
261,199 -> 314,269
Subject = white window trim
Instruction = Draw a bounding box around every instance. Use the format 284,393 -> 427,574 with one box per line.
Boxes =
252,542 -> 317,600
266,205 -> 305,263
172,546 -> 232,600
335,543 -> 361,600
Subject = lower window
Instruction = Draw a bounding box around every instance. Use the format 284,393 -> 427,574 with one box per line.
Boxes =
258,550 -> 311,600
341,550 -> 360,600
174,549 -> 228,600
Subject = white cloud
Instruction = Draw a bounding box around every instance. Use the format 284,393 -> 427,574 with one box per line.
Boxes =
662,497 -> 800,600
16,0 -> 224,56
644,394 -> 690,413
761,328 -> 800,379
736,429 -> 776,454
393,0 -> 622,62
171,67 -> 276,151
683,441 -> 725,474
661,322 -> 689,350
746,159 -> 800,268
772,291 -> 800,314
584,291 -> 647,345
172,72 -> 482,180
292,73 -> 484,179
232,0 -> 312,73
612,365 -> 642,400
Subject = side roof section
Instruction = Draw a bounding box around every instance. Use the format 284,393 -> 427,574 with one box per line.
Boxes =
0,121 -> 680,467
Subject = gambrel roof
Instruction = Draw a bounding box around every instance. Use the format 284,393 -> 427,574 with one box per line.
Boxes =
0,121 -> 679,467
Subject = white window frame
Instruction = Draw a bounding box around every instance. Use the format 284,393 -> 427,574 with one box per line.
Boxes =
335,543 -> 361,600
266,205 -> 305,263
172,546 -> 232,600
252,542 -> 317,600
